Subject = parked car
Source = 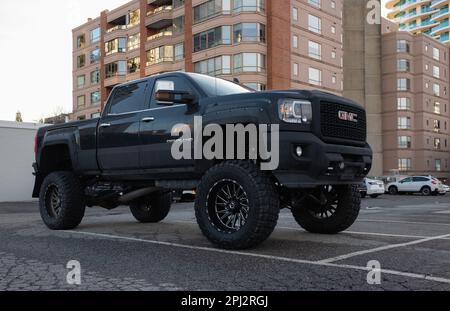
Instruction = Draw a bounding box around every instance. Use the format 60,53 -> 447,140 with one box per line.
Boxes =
32,72 -> 372,250
386,176 -> 444,196
442,184 -> 449,193
360,178 -> 385,198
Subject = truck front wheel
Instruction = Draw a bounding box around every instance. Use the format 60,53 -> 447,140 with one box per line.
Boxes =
129,192 -> 172,223
291,185 -> 360,234
195,161 -> 280,250
39,171 -> 86,230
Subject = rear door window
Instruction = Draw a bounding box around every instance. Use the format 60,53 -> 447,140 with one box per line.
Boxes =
108,81 -> 148,115
413,177 -> 428,182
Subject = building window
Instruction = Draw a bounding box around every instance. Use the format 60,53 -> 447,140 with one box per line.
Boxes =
77,75 -> 85,89
308,0 -> 320,8
128,9 -> 140,27
193,26 -> 232,52
233,53 -> 265,73
175,43 -> 184,61
433,47 -> 440,61
397,97 -> 411,110
293,7 -> 298,21
193,0 -> 232,24
331,50 -> 336,59
105,61 -> 127,78
397,59 -> 410,72
91,70 -> 100,84
77,95 -> 86,109
398,136 -> 411,149
128,34 -> 140,51
293,63 -> 299,76
433,65 -> 440,78
434,119 -> 441,131
433,83 -> 440,96
105,38 -> 126,55
127,57 -> 140,74
91,112 -> 101,119
293,35 -> 298,49
331,1 -> 336,9
308,14 -> 321,33
332,75 -> 337,84
397,40 -> 410,53
243,83 -> 266,91
173,16 -> 185,34
397,78 -> 410,91
434,138 -> 441,150
77,115 -> 86,121
434,102 -> 441,114
173,0 -> 185,8
398,117 -> 411,129
331,26 -> 336,34
77,54 -> 85,68
90,48 -> 101,63
233,0 -> 265,13
398,158 -> 411,171
436,159 -> 442,171
90,27 -> 101,43
308,41 -> 321,60
91,91 -> 100,105
194,55 -> 231,76
147,46 -> 174,66
233,23 -> 265,43
308,67 -> 322,86
76,35 -> 85,49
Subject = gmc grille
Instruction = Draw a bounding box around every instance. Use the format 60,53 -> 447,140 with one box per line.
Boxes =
320,102 -> 366,142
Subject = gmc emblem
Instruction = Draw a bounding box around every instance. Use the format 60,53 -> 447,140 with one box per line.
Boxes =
338,111 -> 358,123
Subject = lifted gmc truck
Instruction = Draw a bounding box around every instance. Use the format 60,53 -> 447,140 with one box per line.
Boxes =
33,72 -> 372,249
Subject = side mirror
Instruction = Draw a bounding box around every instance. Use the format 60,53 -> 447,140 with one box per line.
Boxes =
155,90 -> 197,106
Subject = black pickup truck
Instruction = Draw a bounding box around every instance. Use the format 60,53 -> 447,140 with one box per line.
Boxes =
33,72 -> 372,249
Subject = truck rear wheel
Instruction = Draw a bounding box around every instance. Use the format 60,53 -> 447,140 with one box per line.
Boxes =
195,161 -> 279,250
39,171 -> 86,230
129,192 -> 172,223
291,185 -> 360,234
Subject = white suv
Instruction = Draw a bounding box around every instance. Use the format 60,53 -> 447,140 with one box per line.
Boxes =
361,178 -> 385,198
386,176 -> 444,196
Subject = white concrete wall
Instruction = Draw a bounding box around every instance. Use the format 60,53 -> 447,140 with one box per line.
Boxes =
0,121 -> 45,202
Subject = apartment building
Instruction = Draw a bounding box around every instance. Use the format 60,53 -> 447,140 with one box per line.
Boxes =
382,18 -> 450,177
71,0 -> 344,120
386,0 -> 450,45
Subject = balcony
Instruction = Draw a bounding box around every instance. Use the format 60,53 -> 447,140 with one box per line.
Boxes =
104,74 -> 127,87
431,19 -> 450,35
432,6 -> 449,20
431,0 -> 448,9
146,5 -> 173,29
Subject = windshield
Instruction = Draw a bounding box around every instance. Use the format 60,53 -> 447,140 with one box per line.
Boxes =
189,73 -> 252,97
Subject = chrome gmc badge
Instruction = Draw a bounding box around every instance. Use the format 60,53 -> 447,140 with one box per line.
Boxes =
338,111 -> 358,123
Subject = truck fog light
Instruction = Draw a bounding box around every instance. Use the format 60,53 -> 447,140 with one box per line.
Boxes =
295,146 -> 303,157
338,162 -> 345,170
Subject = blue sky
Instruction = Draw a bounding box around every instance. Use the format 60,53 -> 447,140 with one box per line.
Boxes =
0,0 -> 390,122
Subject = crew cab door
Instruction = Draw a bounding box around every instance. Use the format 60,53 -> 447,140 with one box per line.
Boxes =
139,76 -> 198,170
97,81 -> 149,171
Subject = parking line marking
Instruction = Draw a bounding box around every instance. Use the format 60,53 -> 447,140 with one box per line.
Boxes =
318,233 -> 450,264
434,210 -> 450,214
170,220 -> 450,240
65,230 -> 450,285
357,219 -> 450,226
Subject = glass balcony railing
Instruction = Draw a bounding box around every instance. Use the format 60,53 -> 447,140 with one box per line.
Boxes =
432,6 -> 449,19
433,19 -> 450,31
147,5 -> 172,16
147,28 -> 173,41
440,32 -> 450,41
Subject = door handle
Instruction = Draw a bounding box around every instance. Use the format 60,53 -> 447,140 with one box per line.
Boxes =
141,117 -> 155,123
99,123 -> 111,128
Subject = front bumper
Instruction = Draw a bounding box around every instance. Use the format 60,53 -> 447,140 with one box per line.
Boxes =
273,131 -> 372,189
367,185 -> 385,195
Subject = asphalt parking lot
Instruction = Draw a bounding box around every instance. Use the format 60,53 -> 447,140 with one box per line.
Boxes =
1,194 -> 450,291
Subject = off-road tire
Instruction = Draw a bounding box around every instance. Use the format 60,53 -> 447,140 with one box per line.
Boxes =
39,171 -> 86,230
291,185 -> 360,234
130,192 -> 172,223
195,161 -> 280,250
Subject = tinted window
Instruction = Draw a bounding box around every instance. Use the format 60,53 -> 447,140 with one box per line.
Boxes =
108,82 -> 147,114
151,76 -> 196,107
401,177 -> 412,183
413,177 -> 429,182
189,73 -> 251,97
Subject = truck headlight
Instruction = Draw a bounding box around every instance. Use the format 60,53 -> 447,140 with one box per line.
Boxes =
278,99 -> 312,124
